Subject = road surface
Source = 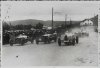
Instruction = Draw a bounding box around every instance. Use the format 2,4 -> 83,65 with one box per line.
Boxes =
2,26 -> 98,66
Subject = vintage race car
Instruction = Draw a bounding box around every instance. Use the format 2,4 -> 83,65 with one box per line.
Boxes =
9,34 -> 31,46
58,32 -> 78,46
74,30 -> 89,37
38,33 -> 57,44
64,33 -> 76,45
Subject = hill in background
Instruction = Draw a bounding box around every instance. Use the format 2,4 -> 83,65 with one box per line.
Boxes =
7,19 -> 81,27
5,15 -> 98,27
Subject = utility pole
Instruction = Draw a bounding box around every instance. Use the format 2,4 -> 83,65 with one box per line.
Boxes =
65,14 -> 67,28
70,18 -> 72,27
52,7 -> 53,29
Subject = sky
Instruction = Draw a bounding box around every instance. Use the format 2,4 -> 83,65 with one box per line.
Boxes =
1,1 -> 100,21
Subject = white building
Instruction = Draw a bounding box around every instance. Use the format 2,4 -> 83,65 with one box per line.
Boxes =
80,19 -> 93,26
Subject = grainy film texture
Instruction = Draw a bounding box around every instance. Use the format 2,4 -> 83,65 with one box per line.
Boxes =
1,1 -> 99,66
0,0 -> 100,1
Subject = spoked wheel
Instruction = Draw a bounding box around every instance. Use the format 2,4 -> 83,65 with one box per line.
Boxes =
48,39 -> 51,44
72,39 -> 75,46
54,38 -> 57,42
20,38 -> 25,46
9,39 -> 13,46
58,42 -> 61,46
58,39 -> 61,46
30,37 -> 34,44
36,40 -> 39,45
64,42 -> 68,46
10,43 -> 13,46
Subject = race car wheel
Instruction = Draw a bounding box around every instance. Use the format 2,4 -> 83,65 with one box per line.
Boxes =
54,39 -> 57,42
9,39 -> 13,46
20,38 -> 25,45
72,39 -> 75,46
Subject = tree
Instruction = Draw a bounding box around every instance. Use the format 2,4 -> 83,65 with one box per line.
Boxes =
35,23 -> 43,29
3,21 -> 10,31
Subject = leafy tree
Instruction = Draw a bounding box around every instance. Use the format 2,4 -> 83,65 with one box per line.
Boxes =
3,21 -> 10,31
35,23 -> 43,29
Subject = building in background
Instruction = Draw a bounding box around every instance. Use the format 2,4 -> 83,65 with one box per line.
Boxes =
80,19 -> 93,26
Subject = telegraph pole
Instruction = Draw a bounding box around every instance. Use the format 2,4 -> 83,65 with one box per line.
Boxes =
65,14 -> 67,28
52,7 -> 53,29
70,18 -> 72,27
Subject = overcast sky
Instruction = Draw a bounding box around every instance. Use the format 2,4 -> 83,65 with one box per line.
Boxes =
1,1 -> 99,21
